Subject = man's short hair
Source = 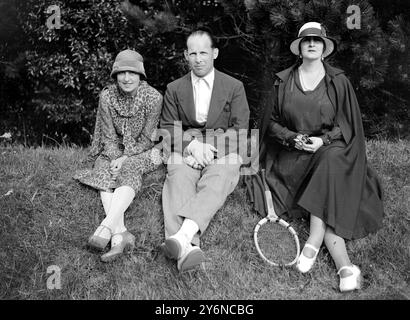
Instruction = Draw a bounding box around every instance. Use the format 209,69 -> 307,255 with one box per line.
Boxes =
186,28 -> 216,48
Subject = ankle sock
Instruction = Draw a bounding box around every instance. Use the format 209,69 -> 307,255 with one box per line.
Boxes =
177,219 -> 199,243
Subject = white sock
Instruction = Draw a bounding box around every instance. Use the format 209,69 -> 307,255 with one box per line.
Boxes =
176,219 -> 199,244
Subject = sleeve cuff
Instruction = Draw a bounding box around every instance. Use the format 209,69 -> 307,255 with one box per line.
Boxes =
284,133 -> 299,148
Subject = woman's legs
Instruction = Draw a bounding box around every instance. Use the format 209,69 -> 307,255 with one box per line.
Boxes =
92,186 -> 135,242
99,152 -> 151,237
89,151 -> 156,257
100,191 -> 114,216
101,186 -> 135,234
299,215 -> 356,279
89,191 -> 114,241
303,214 -> 326,257
296,214 -> 325,272
324,227 -> 353,277
98,186 -> 137,261
304,216 -> 353,274
324,227 -> 362,292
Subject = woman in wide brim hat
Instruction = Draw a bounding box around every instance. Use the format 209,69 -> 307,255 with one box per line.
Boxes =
289,21 -> 337,59
74,49 -> 164,262
248,22 -> 384,292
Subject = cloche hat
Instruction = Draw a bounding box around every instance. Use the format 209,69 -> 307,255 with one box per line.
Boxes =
110,49 -> 147,79
290,22 -> 337,58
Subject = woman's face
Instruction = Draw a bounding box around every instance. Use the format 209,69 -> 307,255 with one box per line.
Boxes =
300,36 -> 325,61
117,71 -> 140,95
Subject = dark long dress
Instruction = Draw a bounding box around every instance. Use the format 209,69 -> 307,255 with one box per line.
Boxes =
254,65 -> 384,240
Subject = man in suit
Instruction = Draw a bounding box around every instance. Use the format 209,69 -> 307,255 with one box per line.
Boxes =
159,29 -> 250,272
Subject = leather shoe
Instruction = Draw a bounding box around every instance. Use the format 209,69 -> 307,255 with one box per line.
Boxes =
163,234 -> 189,260
177,245 -> 205,272
160,242 -> 175,260
100,230 -> 135,263
88,225 -> 112,251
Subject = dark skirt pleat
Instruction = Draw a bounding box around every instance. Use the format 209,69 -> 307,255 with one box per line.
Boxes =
266,140 -> 383,240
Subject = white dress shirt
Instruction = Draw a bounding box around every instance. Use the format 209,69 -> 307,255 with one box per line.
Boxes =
191,68 -> 215,124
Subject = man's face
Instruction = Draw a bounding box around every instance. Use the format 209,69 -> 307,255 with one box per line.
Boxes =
184,34 -> 218,78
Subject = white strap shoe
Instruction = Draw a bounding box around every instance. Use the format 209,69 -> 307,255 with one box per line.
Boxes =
296,243 -> 320,273
338,264 -> 362,292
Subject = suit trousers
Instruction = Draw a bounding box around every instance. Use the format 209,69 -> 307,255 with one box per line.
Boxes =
162,152 -> 241,246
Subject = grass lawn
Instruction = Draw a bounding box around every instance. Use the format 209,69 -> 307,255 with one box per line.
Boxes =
0,139 -> 409,300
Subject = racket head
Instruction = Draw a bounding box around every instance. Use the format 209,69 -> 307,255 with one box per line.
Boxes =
254,217 -> 300,267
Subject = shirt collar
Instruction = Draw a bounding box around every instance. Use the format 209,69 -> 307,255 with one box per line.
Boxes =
191,68 -> 215,88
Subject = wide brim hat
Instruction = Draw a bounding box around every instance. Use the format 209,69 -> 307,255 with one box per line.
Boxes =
290,22 -> 337,58
110,49 -> 147,79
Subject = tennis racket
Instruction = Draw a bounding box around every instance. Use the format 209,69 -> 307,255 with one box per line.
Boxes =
253,169 -> 301,267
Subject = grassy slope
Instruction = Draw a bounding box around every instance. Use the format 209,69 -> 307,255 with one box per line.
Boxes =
0,140 -> 409,300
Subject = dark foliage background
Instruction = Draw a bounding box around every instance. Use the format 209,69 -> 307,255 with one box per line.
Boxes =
0,0 -> 409,146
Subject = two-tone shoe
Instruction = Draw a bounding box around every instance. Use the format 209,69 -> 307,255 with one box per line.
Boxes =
88,225 -> 112,251
100,230 -> 135,263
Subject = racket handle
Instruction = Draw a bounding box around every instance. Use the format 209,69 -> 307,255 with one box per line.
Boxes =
261,168 -> 268,191
261,169 -> 277,218
265,190 -> 275,215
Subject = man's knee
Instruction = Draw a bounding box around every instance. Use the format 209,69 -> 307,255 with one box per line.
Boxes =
166,153 -> 198,182
216,153 -> 242,169
202,159 -> 240,192
214,153 -> 242,178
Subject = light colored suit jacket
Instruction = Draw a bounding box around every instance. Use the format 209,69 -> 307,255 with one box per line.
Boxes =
160,69 -> 250,158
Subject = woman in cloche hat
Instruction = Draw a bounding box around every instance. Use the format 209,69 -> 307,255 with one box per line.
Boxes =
74,49 -> 163,262
251,22 -> 384,292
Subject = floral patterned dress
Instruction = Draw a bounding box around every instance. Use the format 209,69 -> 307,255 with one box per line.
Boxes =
73,81 -> 163,192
